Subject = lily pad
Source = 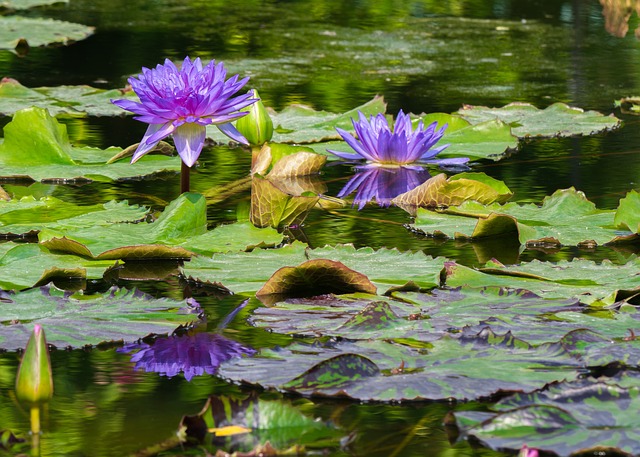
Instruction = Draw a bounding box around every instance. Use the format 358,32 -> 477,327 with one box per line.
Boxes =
615,189 -> 640,233
0,107 -> 181,181
0,16 -> 93,50
218,329 -> 582,401
0,197 -> 148,236
0,79 -> 138,117
0,242 -> 117,291
182,243 -> 445,296
444,257 -> 640,305
456,102 -> 622,138
456,378 -> 640,456
410,188 -> 637,247
38,193 -> 282,259
0,285 -> 200,350
1,0 -> 68,8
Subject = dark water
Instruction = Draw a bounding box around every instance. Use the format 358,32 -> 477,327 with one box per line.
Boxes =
1,0 -> 640,455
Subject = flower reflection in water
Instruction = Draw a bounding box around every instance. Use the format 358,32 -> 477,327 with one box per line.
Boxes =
338,166 -> 432,210
119,332 -> 256,381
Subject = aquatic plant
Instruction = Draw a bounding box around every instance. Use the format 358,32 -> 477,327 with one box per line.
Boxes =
112,57 -> 257,191
328,110 -> 467,169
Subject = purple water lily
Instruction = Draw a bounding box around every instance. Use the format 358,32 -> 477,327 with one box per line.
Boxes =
112,57 -> 257,167
339,166 -> 431,210
328,110 -> 468,169
118,332 -> 255,381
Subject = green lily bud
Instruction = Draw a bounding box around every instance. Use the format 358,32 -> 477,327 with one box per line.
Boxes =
236,89 -> 273,146
16,324 -> 53,405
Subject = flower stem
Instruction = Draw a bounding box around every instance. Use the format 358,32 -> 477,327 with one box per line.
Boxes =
181,161 -> 190,194
30,405 -> 40,435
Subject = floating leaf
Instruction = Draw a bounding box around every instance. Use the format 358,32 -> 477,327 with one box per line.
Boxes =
251,143 -> 325,177
0,107 -> 180,181
444,257 -> 640,304
410,188 -> 637,247
0,243 -> 117,291
182,243 -> 445,295
0,16 -> 93,50
456,102 -> 622,137
456,378 -> 640,456
1,0 -> 68,8
256,259 -> 377,302
391,172 -> 513,214
0,197 -> 148,236
0,285 -> 200,350
0,79 -> 137,117
615,189 -> 640,233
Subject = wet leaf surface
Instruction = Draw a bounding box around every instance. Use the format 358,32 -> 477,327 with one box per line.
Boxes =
0,285 -> 200,350
0,16 -> 93,50
0,107 -> 180,181
457,102 -> 622,137
410,188 -> 638,246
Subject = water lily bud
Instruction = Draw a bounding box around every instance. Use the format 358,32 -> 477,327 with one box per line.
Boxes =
235,89 -> 273,146
16,324 -> 53,405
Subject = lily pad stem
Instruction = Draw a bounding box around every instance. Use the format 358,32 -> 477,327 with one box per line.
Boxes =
181,162 -> 190,194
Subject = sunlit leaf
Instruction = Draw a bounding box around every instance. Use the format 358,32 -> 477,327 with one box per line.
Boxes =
250,175 -> 319,229
256,259 -> 377,302
1,0 -> 67,8
0,243 -> 116,291
0,17 -> 93,50
0,108 -> 181,181
456,102 -> 622,137
182,243 -> 445,295
0,285 -> 201,350
391,172 -> 513,214
251,143 -> 325,177
615,189 -> 640,233
410,188 -> 638,247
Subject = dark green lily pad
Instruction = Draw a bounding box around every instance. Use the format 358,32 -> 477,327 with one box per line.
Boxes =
456,102 -> 622,138
0,107 -> 180,181
0,16 -> 93,50
0,197 -> 148,236
0,242 -> 117,291
218,329 -> 582,401
0,285 -> 200,350
410,188 -> 637,247
0,79 -> 137,116
445,256 -> 640,305
456,378 -> 640,456
182,243 -> 445,295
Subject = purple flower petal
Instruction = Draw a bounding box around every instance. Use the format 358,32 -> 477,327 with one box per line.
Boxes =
173,123 -> 206,167
217,122 -> 249,145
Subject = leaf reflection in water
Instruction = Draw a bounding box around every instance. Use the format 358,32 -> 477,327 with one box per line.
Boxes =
338,166 -> 431,210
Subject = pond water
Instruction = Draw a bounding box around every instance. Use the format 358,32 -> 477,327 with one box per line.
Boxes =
1,0 -> 640,456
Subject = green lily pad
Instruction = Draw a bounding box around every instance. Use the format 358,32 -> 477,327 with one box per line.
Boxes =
444,256 -> 640,305
456,102 -> 622,138
0,285 -> 200,350
0,107 -> 181,181
0,16 -> 93,50
37,193 -> 282,259
410,188 -> 638,247
0,197 -> 148,236
456,378 -> 640,456
615,189 -> 640,233
0,242 -> 117,291
182,243 -> 445,296
0,79 -> 138,117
